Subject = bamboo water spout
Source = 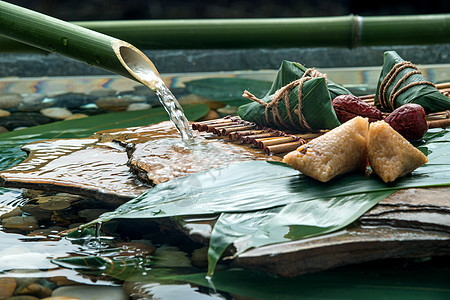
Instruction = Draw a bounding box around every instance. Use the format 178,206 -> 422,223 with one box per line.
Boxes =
0,1 -> 193,140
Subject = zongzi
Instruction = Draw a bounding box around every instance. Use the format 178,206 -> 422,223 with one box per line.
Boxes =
283,116 -> 369,182
238,60 -> 350,132
375,51 -> 450,113
368,120 -> 428,183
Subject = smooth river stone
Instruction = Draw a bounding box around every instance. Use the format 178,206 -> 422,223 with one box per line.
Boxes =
0,277 -> 17,299
0,112 -> 53,130
126,103 -> 152,111
15,281 -> 52,298
0,109 -> 11,117
0,93 -> 22,109
95,97 -> 130,111
1,216 -> 39,231
40,107 -> 73,120
18,94 -> 50,112
51,286 -> 128,300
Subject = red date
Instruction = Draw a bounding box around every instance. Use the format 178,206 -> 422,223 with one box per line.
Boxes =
384,103 -> 428,141
332,95 -> 383,123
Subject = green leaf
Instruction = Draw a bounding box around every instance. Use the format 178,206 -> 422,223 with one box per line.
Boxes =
207,191 -> 393,276
237,61 -> 349,131
184,77 -> 272,106
0,103 -> 209,170
169,261 -> 450,300
374,51 -> 450,113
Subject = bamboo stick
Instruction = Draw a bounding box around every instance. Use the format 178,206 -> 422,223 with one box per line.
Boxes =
229,130 -> 267,140
219,125 -> 256,136
0,1 -> 162,90
265,141 -> 304,155
256,136 -> 298,148
1,13 -> 450,52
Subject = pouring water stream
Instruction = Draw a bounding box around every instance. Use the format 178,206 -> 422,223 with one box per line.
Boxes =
114,41 -> 194,141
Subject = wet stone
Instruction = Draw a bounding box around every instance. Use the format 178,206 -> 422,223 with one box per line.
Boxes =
40,107 -> 73,120
0,93 -> 22,109
153,245 -> 192,267
49,92 -> 98,109
46,276 -> 81,287
0,109 -> 11,117
0,207 -> 22,219
95,97 -> 131,111
0,277 -> 17,300
18,94 -> 51,112
20,204 -> 53,221
89,88 -> 117,98
36,193 -> 83,211
127,103 -> 152,111
191,247 -> 209,268
0,112 -> 53,130
0,125 -> 8,133
1,216 -> 39,231
52,286 -> 128,300
15,281 -> 52,298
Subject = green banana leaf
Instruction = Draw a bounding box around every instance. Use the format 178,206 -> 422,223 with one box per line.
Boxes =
0,103 -> 209,171
207,190 -> 394,276
184,77 -> 272,106
238,61 -> 351,131
374,51 -> 450,113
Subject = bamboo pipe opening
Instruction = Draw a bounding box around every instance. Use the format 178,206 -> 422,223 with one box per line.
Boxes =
112,40 -> 161,91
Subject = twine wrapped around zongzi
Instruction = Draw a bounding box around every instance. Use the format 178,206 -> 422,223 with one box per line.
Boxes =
242,68 -> 325,132
375,51 -> 450,113
378,61 -> 436,111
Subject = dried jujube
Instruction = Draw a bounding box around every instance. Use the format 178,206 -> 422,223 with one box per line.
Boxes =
332,95 -> 383,123
384,103 -> 428,141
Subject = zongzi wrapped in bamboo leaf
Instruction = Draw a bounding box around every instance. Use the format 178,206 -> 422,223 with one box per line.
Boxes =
283,116 -> 369,182
375,51 -> 450,113
238,61 -> 351,132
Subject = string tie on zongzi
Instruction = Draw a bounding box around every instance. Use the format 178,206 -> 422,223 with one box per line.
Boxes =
242,68 -> 326,131
378,61 -> 436,111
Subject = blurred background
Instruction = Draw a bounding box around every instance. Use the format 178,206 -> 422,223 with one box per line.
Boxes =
1,0 -> 450,77
5,0 -> 450,20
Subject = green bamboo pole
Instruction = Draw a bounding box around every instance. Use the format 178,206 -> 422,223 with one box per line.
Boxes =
1,12 -> 449,53
0,0 -> 160,87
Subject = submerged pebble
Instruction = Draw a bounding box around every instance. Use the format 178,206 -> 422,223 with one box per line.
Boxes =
18,94 -> 50,112
127,103 -> 152,111
40,107 -> 73,120
0,93 -> 22,109
95,97 -> 130,111
15,281 -> 52,298
0,277 -> 17,299
0,109 -> 11,117
52,286 -> 128,300
154,245 -> 192,267
1,216 -> 39,231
